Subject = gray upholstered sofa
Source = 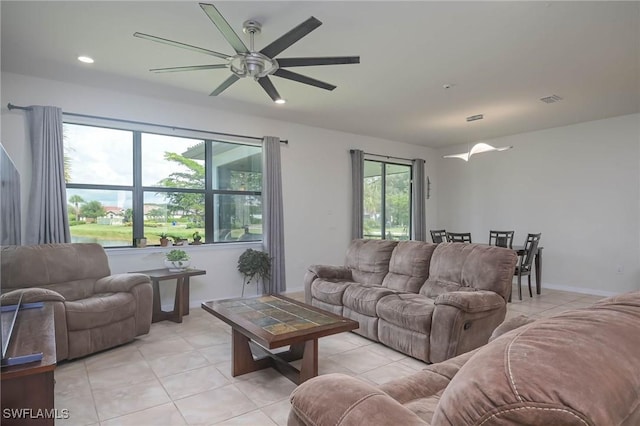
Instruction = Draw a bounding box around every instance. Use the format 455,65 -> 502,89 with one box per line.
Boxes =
304,239 -> 517,363
289,291 -> 640,426
0,243 -> 153,360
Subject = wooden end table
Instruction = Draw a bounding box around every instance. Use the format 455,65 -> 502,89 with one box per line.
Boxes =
133,268 -> 206,323
1,304 -> 57,426
202,295 -> 359,384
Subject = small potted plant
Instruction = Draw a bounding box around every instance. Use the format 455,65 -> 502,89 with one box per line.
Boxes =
172,236 -> 186,246
191,231 -> 203,245
237,248 -> 271,296
165,249 -> 190,271
159,233 -> 169,247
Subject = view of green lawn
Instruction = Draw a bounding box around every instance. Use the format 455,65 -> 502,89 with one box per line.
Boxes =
69,222 -> 262,246
70,223 -> 204,246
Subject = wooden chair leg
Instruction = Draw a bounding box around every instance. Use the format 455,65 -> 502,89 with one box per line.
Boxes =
518,273 -> 522,300
528,275 -> 533,297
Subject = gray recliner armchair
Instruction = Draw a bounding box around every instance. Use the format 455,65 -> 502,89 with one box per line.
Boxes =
1,243 -> 153,360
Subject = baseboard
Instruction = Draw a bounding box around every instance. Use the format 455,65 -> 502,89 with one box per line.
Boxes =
539,282 -> 618,297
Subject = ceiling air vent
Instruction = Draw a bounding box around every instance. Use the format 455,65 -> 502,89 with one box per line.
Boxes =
540,95 -> 563,104
466,114 -> 484,122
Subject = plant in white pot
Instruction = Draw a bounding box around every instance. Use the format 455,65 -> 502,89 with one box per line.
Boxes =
165,249 -> 190,271
237,248 -> 271,296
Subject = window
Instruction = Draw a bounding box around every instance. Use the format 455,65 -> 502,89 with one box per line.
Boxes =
363,160 -> 411,240
64,122 -> 262,247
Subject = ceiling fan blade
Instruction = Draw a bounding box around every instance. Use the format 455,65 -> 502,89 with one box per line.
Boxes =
210,74 -> 240,96
257,76 -> 283,102
260,17 -> 322,59
151,64 -> 228,73
277,56 -> 360,67
199,3 -> 249,54
273,69 -> 336,91
133,32 -> 230,60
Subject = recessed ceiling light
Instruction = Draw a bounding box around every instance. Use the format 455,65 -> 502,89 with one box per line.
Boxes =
77,56 -> 94,64
275,99 -> 286,104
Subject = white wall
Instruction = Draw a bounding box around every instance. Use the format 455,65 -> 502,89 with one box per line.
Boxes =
5,72 -> 634,301
0,72 -> 438,306
436,114 -> 640,296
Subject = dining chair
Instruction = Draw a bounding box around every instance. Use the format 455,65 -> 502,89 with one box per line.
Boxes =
489,230 -> 514,249
446,232 -> 472,243
514,233 -> 542,300
430,229 -> 448,243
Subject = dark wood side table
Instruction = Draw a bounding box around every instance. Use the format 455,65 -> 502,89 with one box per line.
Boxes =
132,268 -> 206,323
1,304 -> 57,426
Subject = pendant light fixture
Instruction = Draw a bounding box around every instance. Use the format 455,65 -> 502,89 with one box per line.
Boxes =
442,142 -> 513,162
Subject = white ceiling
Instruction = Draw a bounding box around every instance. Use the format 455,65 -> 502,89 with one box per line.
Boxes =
2,1 -> 639,148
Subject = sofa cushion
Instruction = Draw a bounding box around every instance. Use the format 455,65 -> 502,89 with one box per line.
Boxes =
376,293 -> 435,333
421,243 -> 516,300
432,293 -> 640,425
343,284 -> 396,316
345,239 -> 398,285
382,241 -> 437,293
310,279 -> 352,306
65,292 -> 136,331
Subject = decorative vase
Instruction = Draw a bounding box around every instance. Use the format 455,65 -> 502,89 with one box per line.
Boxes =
164,259 -> 190,272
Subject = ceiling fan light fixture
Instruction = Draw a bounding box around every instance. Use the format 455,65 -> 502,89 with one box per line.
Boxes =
135,3 -> 359,101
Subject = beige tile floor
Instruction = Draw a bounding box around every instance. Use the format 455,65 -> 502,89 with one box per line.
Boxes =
54,287 -> 605,426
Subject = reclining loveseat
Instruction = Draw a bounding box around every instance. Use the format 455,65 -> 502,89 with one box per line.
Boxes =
1,243 -> 153,360
304,239 -> 517,363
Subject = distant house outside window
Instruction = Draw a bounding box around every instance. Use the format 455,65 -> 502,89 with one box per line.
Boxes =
64,122 -> 262,247
363,159 -> 411,240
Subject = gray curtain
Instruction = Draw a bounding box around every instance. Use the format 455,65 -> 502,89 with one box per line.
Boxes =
411,158 -> 426,241
25,105 -> 70,244
350,149 -> 364,240
262,136 -> 286,294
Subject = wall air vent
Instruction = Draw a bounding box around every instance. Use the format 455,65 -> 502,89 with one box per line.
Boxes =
466,114 -> 484,122
540,95 -> 563,104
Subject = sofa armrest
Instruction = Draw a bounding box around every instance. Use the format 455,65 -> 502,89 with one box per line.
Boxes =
95,273 -> 153,337
94,273 -> 152,293
289,373 -> 426,426
308,265 -> 352,280
434,290 -> 505,313
0,288 -> 65,305
430,291 -> 508,363
304,265 -> 352,304
489,314 -> 535,342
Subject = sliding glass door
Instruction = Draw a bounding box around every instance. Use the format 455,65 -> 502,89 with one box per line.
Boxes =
363,160 -> 411,240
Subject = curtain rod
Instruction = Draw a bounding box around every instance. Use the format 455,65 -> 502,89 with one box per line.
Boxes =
7,103 -> 288,144
350,149 -> 415,163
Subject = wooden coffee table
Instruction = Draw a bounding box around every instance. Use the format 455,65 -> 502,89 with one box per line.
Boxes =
201,295 -> 359,384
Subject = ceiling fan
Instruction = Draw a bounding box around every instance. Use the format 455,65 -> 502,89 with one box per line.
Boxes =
134,3 -> 360,103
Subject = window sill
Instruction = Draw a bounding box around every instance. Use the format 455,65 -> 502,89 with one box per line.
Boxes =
105,241 -> 262,257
